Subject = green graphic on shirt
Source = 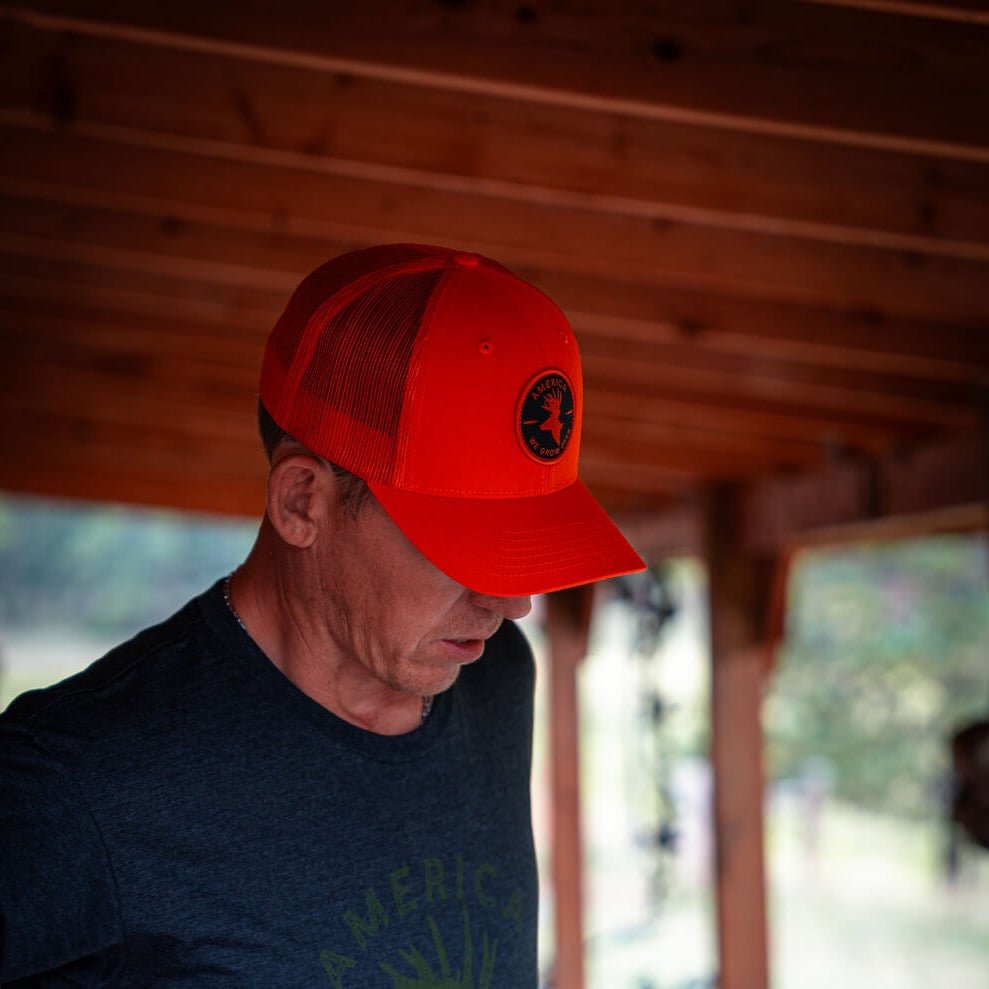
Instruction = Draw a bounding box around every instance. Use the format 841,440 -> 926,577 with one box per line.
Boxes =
318,852 -> 525,988
320,950 -> 357,988
380,907 -> 496,989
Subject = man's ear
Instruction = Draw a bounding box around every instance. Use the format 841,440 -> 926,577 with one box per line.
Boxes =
266,452 -> 330,548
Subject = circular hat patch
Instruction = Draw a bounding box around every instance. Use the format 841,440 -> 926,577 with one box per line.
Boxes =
517,370 -> 575,462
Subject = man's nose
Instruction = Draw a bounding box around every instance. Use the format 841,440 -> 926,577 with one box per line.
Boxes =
470,591 -> 533,621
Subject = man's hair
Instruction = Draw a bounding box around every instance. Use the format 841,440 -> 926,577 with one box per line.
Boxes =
258,401 -> 369,515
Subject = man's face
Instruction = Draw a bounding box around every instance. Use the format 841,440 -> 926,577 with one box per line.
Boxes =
315,485 -> 531,699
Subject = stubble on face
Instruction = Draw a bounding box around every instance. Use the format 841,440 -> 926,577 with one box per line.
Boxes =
315,490 -> 511,703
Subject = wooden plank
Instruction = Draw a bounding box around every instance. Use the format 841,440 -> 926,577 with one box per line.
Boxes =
0,368 -> 260,449
881,430 -> 989,516
0,464 -> 265,518
3,17 -> 989,253
704,482 -> 773,989
0,328 -> 260,411
5,249 -> 986,384
0,299 -> 267,366
799,0 -> 989,26
0,439 -> 684,517
583,353 -> 980,429
6,285 -> 975,428
531,268 -> 989,378
577,455 -> 695,494
588,389 -> 901,453
777,500 -> 989,548
581,486 -> 679,518
6,0 -> 989,156
582,415 -> 832,476
12,395 -> 717,503
1,320 -> 915,481
581,417 -> 831,471
0,258 -> 283,329
1,303 -> 921,489
2,127 -> 989,322
3,261 -> 983,451
0,361 -> 692,512
572,305 -> 989,385
618,449 -> 989,561
544,584 -> 596,989
0,404 -> 266,491
2,289 -> 971,472
580,332 -> 983,410
0,303 -> 268,516
616,503 -> 705,559
739,429 -> 986,552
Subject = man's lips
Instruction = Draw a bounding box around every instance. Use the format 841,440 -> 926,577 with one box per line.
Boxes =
440,622 -> 501,662
439,628 -> 498,662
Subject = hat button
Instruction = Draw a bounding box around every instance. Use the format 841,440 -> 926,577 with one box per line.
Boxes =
452,251 -> 480,267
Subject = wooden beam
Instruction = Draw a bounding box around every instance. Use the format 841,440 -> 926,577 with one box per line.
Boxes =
0,277 -> 970,460
522,269 -> 989,378
6,0 -> 989,157
572,308 -> 989,386
1,268 -> 982,513
5,240 -> 987,385
798,0 -> 989,26
780,500 -> 989,549
581,420 -> 832,477
8,301 -> 865,489
703,482 -> 774,989
580,339 -> 982,427
584,360 -> 979,433
4,16 -> 989,254
577,456 -> 693,496
740,429 -> 988,552
544,584 -> 596,989
0,464 -> 265,518
0,259 -> 283,329
0,403 -> 267,518
0,301 -> 266,371
587,389 -> 902,454
3,124 -> 989,322
619,427 -> 989,561
616,503 -> 704,560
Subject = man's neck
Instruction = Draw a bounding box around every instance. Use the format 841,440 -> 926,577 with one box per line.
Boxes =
227,534 -> 426,736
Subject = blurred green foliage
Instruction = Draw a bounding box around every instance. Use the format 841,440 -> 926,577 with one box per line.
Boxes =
765,537 -> 989,818
0,494 -> 256,638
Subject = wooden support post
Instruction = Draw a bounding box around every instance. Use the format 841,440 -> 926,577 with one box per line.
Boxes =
704,482 -> 777,989
545,584 -> 595,989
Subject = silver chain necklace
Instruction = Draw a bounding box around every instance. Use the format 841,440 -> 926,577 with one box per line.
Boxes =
222,574 -> 433,723
221,574 -> 247,633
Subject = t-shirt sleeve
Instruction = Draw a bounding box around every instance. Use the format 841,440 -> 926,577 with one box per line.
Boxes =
0,729 -> 122,984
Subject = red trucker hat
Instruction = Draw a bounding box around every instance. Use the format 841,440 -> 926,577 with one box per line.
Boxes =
260,243 -> 645,596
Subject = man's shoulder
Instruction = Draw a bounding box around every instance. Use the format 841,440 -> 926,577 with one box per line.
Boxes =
0,587 -> 220,745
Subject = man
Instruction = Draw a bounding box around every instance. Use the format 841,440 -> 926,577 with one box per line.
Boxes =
0,244 -> 644,986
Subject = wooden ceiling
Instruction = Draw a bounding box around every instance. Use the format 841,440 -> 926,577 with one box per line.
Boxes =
1,0 -> 988,555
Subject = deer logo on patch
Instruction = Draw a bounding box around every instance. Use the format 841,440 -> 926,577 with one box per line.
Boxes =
517,371 -> 574,462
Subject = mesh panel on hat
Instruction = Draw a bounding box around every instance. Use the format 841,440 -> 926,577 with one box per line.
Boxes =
262,245 -> 458,483
266,244 -> 441,373
264,266 -> 446,483
298,269 -> 443,438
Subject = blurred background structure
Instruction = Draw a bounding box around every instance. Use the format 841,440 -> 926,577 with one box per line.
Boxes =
1,2 -> 988,987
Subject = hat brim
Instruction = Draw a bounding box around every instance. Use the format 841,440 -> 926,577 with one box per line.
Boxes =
367,478 -> 646,597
